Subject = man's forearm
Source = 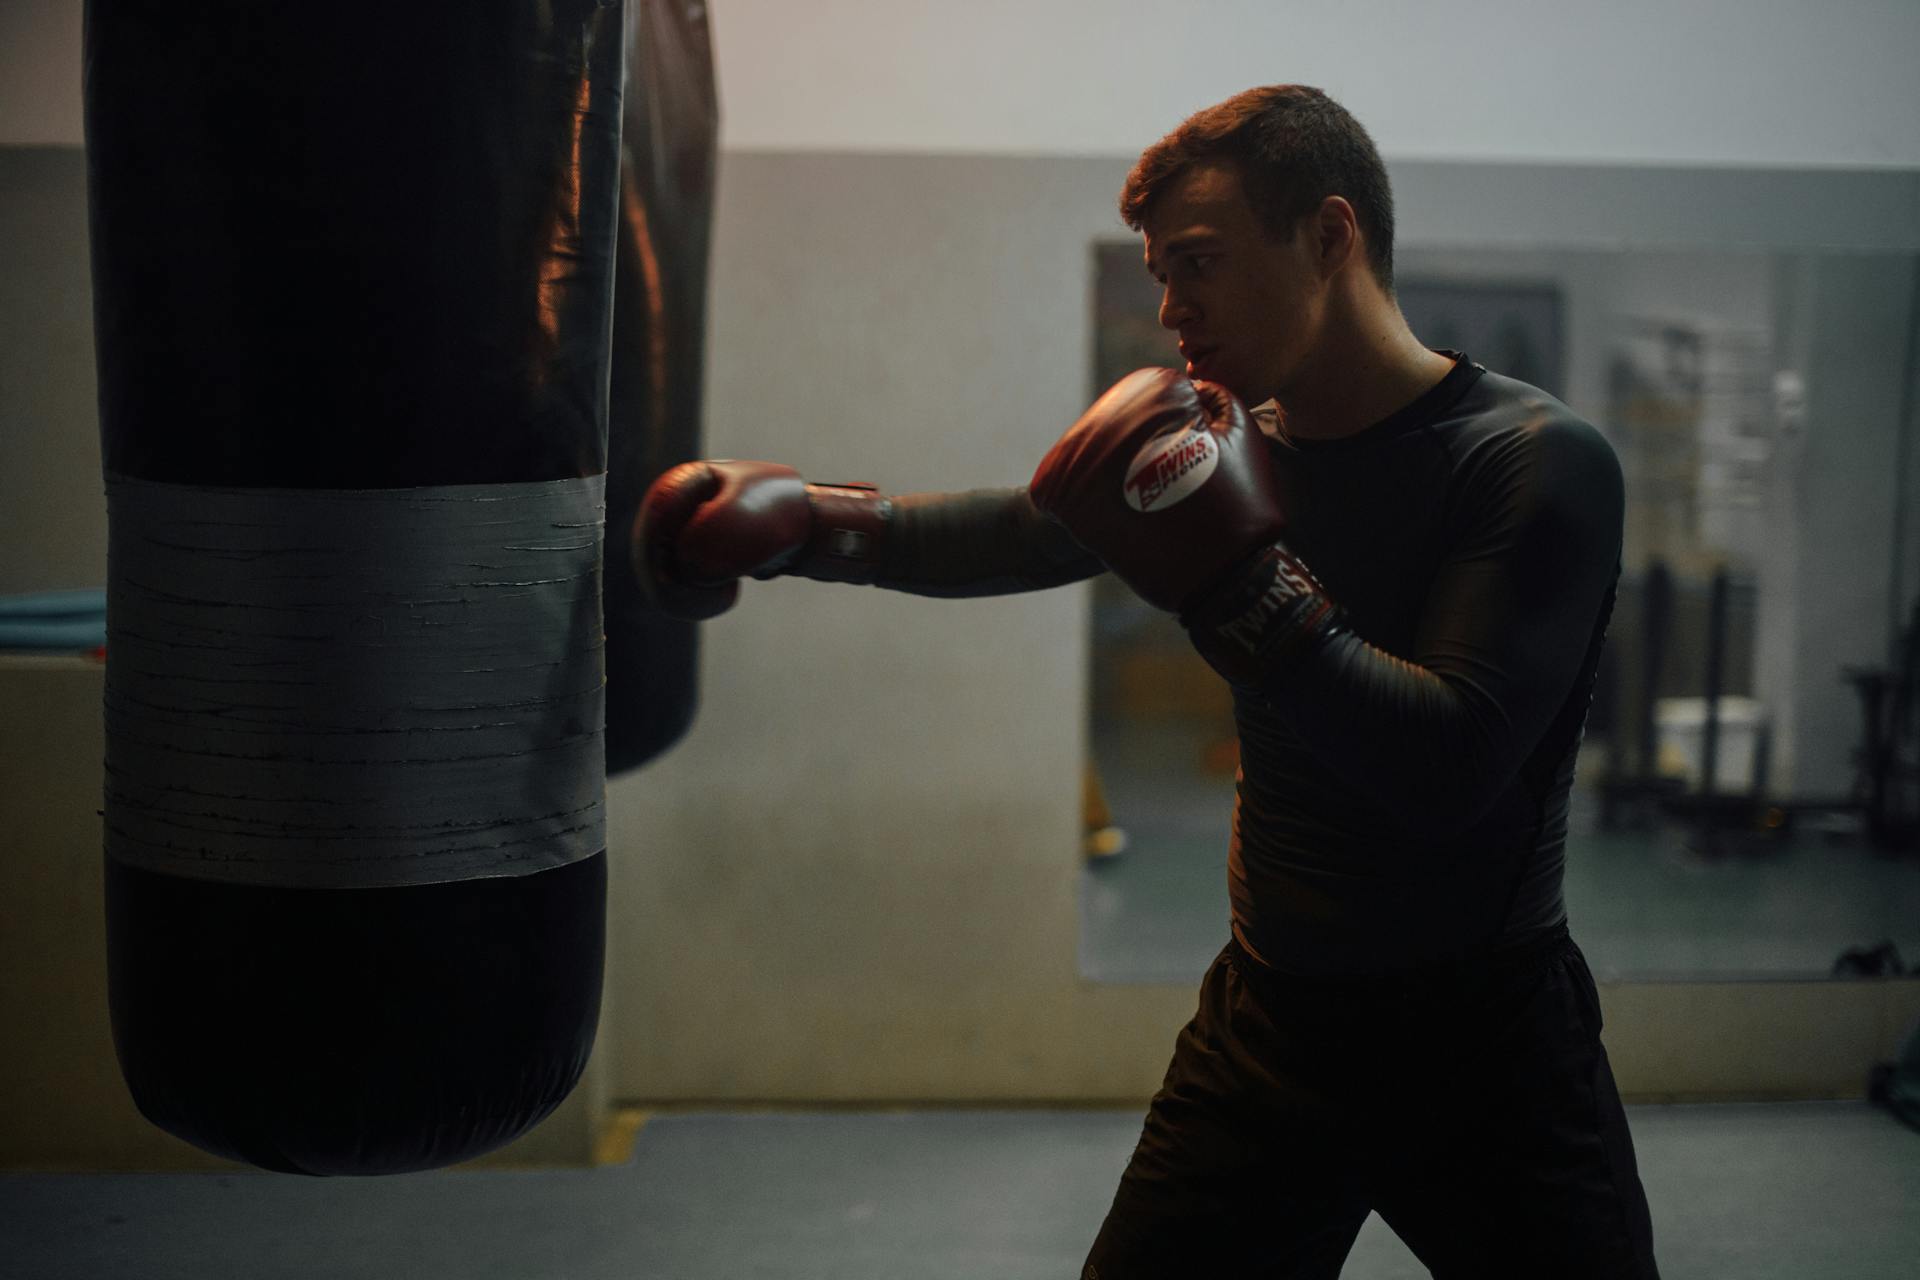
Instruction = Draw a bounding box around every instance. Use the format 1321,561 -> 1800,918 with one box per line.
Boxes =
877,488 -> 1105,598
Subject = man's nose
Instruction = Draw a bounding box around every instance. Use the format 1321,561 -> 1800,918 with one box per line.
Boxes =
1158,287 -> 1193,331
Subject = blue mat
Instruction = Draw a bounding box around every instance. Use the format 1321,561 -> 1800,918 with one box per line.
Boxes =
0,588 -> 107,651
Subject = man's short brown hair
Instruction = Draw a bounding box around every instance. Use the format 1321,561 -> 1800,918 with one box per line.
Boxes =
1120,85 -> 1397,292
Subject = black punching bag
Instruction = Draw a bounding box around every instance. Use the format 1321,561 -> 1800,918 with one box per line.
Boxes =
603,0 -> 719,775
85,1 -> 624,1175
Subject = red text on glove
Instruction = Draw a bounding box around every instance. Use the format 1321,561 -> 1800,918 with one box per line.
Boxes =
1124,428 -> 1219,513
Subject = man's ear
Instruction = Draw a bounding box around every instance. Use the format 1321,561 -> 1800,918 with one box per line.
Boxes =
1313,196 -> 1360,277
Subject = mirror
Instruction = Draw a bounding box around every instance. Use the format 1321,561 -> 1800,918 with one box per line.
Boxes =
1080,233 -> 1920,984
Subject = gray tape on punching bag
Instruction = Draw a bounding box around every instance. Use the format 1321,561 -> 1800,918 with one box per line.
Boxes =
103,474 -> 607,889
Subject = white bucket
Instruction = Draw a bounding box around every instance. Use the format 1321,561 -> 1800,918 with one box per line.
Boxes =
1653,696 -> 1766,792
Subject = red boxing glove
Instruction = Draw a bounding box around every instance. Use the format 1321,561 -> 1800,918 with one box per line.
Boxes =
1028,368 -> 1288,613
633,460 -> 891,620
1031,370 -> 1340,683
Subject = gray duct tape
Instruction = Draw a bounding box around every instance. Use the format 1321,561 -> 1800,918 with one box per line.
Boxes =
102,474 -> 607,889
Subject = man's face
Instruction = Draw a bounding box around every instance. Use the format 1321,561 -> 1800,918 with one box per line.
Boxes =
1140,161 -> 1324,407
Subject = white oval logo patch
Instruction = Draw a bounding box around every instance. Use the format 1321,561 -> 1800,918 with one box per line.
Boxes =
1123,426 -> 1218,513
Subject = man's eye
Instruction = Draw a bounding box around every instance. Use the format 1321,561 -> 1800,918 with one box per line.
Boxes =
1188,254 -> 1216,273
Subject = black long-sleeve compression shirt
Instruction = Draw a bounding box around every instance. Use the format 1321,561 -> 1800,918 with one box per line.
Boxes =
867,354 -> 1621,978
874,488 -> 1102,597
1216,356 -> 1621,975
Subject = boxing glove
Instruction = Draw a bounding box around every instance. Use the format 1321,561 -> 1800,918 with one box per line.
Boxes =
634,460 -> 891,619
1029,368 -> 1337,680
1028,368 -> 1290,611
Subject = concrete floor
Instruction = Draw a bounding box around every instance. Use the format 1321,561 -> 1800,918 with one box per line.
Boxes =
2,1102 -> 1915,1278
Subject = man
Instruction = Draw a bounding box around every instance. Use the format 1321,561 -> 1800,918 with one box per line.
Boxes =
636,85 -> 1659,1278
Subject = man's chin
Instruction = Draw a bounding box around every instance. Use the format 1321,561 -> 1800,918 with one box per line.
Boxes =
1196,370 -> 1259,405
1181,356 -> 1266,405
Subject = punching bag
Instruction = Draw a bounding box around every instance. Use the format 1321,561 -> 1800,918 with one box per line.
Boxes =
85,2 -> 624,1175
603,0 -> 719,775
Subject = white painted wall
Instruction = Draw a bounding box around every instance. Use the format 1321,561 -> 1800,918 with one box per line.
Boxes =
0,150 -> 100,597
0,0 -> 80,147
8,0 -> 1920,165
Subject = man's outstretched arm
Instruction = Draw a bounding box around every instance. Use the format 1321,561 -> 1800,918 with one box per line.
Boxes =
634,462 -> 1101,618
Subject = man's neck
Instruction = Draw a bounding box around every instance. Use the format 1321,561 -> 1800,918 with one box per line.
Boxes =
1271,319 -> 1457,442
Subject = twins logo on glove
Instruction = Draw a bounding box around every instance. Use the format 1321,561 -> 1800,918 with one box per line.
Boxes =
1030,367 -> 1292,614
1123,426 -> 1219,513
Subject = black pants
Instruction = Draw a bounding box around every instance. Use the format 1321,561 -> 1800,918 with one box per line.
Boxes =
1083,925 -> 1659,1279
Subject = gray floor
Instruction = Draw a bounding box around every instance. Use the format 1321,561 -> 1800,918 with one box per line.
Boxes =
3,1103 -> 1915,1278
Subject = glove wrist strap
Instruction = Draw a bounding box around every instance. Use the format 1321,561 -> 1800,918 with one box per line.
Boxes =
790,483 -> 892,584
1182,541 -> 1338,674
